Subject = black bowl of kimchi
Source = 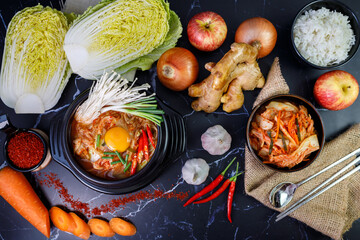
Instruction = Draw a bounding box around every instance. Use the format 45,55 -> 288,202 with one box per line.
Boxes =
246,94 -> 325,172
49,89 -> 186,194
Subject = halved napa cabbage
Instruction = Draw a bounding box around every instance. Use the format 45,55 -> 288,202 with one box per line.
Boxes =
64,0 -> 182,80
0,5 -> 73,113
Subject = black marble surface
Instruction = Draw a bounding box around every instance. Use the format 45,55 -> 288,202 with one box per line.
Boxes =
1,0 -> 360,239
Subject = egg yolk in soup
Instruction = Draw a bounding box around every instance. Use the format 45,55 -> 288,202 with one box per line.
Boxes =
104,127 -> 130,152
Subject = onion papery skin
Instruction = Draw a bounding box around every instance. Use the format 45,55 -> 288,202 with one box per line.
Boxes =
157,47 -> 199,91
235,17 -> 277,58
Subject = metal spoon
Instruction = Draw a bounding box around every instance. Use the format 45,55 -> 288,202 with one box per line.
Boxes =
269,147 -> 360,208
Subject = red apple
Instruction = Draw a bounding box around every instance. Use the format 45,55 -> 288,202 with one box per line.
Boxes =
187,11 -> 227,52
313,70 -> 359,111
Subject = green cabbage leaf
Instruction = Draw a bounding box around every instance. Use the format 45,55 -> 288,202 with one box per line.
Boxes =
64,0 -> 182,80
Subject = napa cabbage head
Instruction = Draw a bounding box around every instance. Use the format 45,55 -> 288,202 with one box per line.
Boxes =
64,0 -> 182,80
0,5 -> 73,113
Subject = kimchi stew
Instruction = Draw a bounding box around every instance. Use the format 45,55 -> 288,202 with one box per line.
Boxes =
71,110 -> 158,180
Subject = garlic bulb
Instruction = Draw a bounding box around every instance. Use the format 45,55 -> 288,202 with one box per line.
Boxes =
201,125 -> 232,155
182,158 -> 210,185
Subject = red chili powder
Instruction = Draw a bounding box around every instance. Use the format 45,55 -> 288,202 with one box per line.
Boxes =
35,172 -> 188,217
7,132 -> 44,169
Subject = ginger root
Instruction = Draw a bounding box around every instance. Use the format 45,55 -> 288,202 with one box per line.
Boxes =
188,42 -> 265,113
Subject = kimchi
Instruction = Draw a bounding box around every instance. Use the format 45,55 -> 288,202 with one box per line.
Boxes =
249,101 -> 319,168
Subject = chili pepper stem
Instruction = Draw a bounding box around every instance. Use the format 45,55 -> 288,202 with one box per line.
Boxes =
233,163 -> 239,182
229,171 -> 243,181
221,157 -> 237,176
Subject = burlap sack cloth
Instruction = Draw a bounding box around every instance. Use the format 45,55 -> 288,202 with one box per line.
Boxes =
245,57 -> 360,240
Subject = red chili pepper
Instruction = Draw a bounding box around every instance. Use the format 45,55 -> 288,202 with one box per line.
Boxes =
227,163 -> 239,223
183,157 -> 236,207
142,129 -> 149,161
193,171 -> 243,204
137,134 -> 144,163
146,125 -> 156,149
227,181 -> 236,223
130,153 -> 137,176
194,179 -> 232,204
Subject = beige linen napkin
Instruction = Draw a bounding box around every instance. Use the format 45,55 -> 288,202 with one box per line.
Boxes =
244,57 -> 360,240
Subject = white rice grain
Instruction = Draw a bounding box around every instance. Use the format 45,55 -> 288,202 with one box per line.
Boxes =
293,7 -> 355,66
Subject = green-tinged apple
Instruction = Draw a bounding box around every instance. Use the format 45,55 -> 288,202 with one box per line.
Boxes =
187,11 -> 227,52
314,70 -> 359,111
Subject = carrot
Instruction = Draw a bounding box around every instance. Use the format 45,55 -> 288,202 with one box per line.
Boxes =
0,167 -> 50,238
287,114 -> 299,145
109,217 -> 137,236
69,212 -> 91,240
50,206 -> 76,233
88,218 -> 115,237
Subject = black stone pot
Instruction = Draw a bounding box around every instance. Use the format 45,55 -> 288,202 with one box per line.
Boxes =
49,89 -> 186,194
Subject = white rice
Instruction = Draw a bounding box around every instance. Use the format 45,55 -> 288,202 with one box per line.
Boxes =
293,7 -> 355,66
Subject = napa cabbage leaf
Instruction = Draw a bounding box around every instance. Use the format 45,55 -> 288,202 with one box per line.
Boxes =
0,5 -> 73,113
63,0 -> 182,80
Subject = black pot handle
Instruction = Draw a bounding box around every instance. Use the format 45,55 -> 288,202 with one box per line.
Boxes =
49,119 -> 72,171
157,99 -> 187,163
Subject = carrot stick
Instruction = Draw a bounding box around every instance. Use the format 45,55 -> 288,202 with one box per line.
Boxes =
0,167 -> 50,238
88,218 -> 115,237
69,212 -> 90,240
288,115 -> 299,145
50,206 -> 76,233
109,217 -> 137,236
279,121 -> 297,145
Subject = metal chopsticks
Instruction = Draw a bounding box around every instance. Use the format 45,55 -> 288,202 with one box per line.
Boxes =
295,146 -> 360,186
276,150 -> 360,222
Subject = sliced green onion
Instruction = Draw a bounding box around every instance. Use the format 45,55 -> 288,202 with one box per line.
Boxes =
123,161 -> 132,172
125,154 -> 129,163
281,132 -> 287,152
102,156 -> 114,159
115,150 -> 126,165
121,108 -> 164,125
111,160 -> 122,165
295,118 -> 301,142
96,134 -> 101,148
104,152 -> 117,155
268,130 -> 273,155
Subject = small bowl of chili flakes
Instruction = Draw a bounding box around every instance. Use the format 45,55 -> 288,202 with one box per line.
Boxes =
4,128 -> 51,172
